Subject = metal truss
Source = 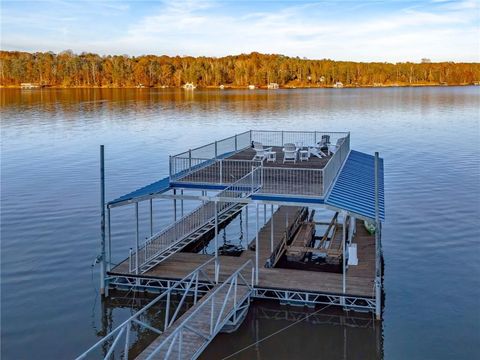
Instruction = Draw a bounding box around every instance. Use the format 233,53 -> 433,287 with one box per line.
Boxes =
253,287 -> 376,312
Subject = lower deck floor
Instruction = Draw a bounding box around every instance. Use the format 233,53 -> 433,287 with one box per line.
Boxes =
109,207 -> 376,299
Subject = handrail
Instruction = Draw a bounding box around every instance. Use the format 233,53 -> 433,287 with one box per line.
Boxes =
76,257 -> 216,360
145,260 -> 254,359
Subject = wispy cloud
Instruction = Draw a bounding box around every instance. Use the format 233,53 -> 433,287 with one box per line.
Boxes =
1,0 -> 479,62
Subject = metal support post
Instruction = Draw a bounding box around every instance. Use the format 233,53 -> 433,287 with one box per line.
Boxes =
149,198 -> 153,237
100,145 -> 106,296
255,204 -> 259,285
135,202 -> 139,275
374,152 -> 382,320
270,204 -> 274,254
173,189 -> 177,222
245,205 -> 249,244
107,206 -> 111,272
215,201 -> 219,283
180,189 -> 184,217
342,212 -> 347,306
264,204 -> 267,225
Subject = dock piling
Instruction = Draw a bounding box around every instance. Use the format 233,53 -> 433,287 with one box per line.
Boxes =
100,145 -> 106,296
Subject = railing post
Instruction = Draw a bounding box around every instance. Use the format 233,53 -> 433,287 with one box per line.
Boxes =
235,134 -> 238,151
249,130 -> 252,144
219,159 -> 223,184
129,248 -> 133,273
251,166 -> 254,193
188,149 -> 192,172
169,155 -> 172,178
215,141 -> 218,158
165,289 -> 171,331
124,322 -> 130,360
281,131 -> 284,146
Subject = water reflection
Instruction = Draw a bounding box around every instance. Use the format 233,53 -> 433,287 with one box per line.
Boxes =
97,293 -> 383,360
202,300 -> 382,360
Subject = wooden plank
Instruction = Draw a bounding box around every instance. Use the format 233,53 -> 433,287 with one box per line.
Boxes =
108,211 -> 376,299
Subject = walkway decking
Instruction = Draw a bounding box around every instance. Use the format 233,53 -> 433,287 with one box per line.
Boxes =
136,284 -> 251,359
110,207 -> 375,298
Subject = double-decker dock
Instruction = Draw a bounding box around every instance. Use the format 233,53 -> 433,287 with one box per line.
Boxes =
78,130 -> 385,360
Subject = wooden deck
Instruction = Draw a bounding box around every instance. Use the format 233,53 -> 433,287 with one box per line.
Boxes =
175,147 -> 330,197
229,146 -> 331,169
110,208 -> 375,298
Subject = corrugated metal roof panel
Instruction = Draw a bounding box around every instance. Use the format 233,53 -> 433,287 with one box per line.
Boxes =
325,150 -> 385,221
108,176 -> 170,206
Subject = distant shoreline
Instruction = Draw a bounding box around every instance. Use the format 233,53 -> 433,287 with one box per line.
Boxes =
1,83 -> 477,90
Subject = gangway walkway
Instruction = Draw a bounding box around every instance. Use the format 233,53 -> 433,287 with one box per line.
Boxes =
136,260 -> 254,359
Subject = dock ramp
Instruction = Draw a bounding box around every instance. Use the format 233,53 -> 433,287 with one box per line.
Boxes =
137,260 -> 254,359
77,259 -> 254,360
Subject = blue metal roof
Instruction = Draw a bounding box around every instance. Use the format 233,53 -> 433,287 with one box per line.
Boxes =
108,176 -> 171,206
325,150 -> 385,221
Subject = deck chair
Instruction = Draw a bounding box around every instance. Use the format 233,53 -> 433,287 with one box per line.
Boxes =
328,137 -> 345,155
282,143 -> 298,163
308,145 -> 327,159
252,141 -> 272,161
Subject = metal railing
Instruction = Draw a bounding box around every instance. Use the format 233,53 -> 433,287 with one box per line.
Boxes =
322,133 -> 350,194
170,131 -> 251,179
131,166 -> 262,273
144,260 -> 255,360
251,130 -> 349,147
76,258 -> 217,360
171,130 -> 350,198
260,167 -> 324,197
171,158 -> 261,184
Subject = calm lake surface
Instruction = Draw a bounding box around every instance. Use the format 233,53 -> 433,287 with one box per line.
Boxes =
1,87 -> 479,359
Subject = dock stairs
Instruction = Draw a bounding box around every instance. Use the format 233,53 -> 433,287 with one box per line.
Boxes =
138,202 -> 245,273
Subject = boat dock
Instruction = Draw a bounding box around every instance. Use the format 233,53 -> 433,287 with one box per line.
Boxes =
78,130 -> 385,359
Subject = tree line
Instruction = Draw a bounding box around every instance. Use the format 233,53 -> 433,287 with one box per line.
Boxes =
1,50 -> 479,88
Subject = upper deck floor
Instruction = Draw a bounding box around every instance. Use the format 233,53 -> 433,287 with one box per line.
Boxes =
169,130 -> 350,198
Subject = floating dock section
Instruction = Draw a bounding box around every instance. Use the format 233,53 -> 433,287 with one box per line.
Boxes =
78,130 -> 385,359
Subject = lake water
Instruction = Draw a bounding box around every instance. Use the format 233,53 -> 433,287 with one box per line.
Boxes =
1,87 -> 479,359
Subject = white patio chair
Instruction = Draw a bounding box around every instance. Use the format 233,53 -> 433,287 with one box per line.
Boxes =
282,143 -> 298,163
252,141 -> 272,161
328,137 -> 345,155
308,145 -> 327,159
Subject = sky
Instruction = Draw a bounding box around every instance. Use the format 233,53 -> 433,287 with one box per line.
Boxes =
1,0 -> 479,62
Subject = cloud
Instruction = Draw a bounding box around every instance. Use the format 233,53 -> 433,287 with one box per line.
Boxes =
1,0 -> 479,62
